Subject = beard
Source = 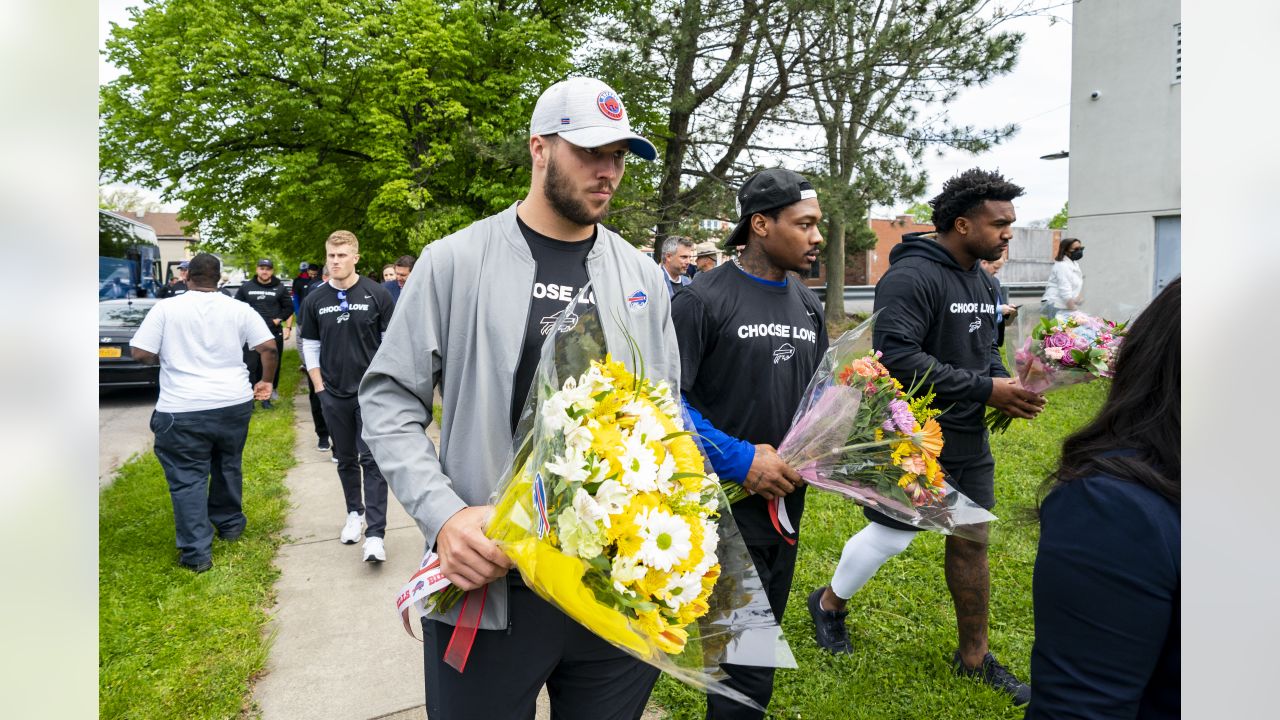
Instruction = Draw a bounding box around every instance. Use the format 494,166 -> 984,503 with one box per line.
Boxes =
544,153 -> 611,227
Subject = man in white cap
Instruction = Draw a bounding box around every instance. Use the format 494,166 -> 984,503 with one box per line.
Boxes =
360,77 -> 678,719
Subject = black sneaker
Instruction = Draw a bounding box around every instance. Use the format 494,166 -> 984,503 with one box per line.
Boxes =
261,400 -> 274,410
317,436 -> 331,451
180,559 -> 213,573
952,651 -> 1031,706
807,586 -> 853,654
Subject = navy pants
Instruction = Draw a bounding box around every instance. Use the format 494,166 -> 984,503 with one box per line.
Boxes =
421,580 -> 659,719
317,390 -> 387,537
706,541 -> 799,719
150,400 -> 254,566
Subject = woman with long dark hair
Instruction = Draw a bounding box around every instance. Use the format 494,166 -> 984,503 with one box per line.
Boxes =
1025,277 -> 1180,718
1040,237 -> 1084,318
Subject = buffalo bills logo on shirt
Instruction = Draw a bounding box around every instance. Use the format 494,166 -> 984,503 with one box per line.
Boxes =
626,289 -> 648,310
597,91 -> 624,120
773,343 -> 796,364
540,309 -> 580,336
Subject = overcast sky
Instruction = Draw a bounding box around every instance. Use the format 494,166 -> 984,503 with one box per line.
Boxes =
100,1 -> 1072,223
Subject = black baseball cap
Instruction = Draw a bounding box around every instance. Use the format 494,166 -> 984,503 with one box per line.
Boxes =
257,258 -> 274,268
724,168 -> 818,247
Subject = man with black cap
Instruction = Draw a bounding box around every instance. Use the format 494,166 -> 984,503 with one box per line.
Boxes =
235,259 -> 293,408
360,76 -> 676,719
670,168 -> 828,718
156,260 -> 190,298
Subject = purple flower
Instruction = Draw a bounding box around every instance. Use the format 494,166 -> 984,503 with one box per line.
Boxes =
883,399 -> 915,434
1042,332 -> 1074,350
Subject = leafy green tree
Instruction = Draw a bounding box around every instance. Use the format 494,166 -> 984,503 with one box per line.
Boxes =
792,0 -> 1033,323
100,0 -> 586,264
905,201 -> 934,225
1048,201 -> 1068,229
98,186 -> 163,213
591,0 -> 820,260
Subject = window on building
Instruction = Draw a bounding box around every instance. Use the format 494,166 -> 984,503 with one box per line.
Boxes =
1172,23 -> 1181,84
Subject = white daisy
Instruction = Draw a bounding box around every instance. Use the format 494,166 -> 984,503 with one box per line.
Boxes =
636,509 -> 692,571
663,570 -> 704,608
619,436 -> 660,492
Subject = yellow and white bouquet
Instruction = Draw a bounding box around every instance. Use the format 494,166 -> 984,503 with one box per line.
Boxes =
397,295 -> 792,710
493,355 -> 723,654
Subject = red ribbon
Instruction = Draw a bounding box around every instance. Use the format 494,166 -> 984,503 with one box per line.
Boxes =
768,497 -> 797,546
442,586 -> 487,673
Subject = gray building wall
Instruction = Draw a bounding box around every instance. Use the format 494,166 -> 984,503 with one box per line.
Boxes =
1067,0 -> 1181,319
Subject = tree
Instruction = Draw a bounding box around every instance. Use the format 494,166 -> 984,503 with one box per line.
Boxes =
791,0 -> 1034,324
98,186 -> 163,214
100,0 -> 587,263
904,201 -> 933,224
591,0 -> 821,260
1048,201 -> 1068,229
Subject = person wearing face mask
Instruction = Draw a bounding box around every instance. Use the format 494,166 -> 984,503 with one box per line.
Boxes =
1041,238 -> 1084,318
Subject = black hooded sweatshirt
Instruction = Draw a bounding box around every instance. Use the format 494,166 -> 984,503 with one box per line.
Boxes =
872,232 -> 1008,454
235,276 -> 293,332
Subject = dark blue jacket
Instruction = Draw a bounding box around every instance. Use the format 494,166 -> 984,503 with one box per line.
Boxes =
1027,472 -> 1180,719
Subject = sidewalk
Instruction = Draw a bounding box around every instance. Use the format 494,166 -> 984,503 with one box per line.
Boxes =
252,390 -> 428,720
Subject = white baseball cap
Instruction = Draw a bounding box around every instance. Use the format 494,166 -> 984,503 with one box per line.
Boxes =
529,77 -> 658,161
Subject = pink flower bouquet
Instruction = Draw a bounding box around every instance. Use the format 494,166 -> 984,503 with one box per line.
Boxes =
987,311 -> 1127,432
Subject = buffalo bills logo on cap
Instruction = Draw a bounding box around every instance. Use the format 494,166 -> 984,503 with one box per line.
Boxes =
626,289 -> 648,309
597,91 -> 624,121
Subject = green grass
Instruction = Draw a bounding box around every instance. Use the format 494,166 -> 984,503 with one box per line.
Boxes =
651,381 -> 1109,719
99,351 -> 300,720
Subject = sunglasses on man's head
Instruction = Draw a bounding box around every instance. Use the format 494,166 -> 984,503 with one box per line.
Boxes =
336,289 -> 350,322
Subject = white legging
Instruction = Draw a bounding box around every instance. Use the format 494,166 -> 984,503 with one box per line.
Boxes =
830,522 -> 919,600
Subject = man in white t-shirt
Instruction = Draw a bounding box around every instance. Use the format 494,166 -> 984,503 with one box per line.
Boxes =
130,253 -> 278,573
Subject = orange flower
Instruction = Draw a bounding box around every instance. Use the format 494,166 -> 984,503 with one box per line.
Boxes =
913,418 -> 944,458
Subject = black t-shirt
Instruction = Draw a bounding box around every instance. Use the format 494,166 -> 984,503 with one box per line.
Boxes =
156,281 -> 187,298
671,261 -> 829,544
300,276 -> 394,399
510,216 -> 601,432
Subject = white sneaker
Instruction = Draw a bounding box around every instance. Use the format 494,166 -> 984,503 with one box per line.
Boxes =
340,511 -> 365,544
363,536 -> 386,562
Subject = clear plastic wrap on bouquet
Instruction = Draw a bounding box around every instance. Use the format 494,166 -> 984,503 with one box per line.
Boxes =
776,314 -> 997,540
463,288 -> 793,710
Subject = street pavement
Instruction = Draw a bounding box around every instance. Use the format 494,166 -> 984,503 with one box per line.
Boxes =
98,386 -> 159,489
253,384 -> 665,720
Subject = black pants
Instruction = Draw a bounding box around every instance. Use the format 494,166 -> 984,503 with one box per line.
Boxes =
304,369 -> 328,440
317,390 -> 386,537
421,581 -> 659,719
706,541 -> 799,719
245,329 -> 283,389
150,400 -> 254,566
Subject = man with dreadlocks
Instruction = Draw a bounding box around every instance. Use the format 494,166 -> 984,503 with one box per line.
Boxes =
805,168 -> 1046,705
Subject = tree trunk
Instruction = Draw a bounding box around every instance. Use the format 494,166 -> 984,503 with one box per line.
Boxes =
824,213 -> 846,325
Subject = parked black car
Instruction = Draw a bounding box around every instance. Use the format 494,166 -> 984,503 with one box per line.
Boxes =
99,298 -> 160,388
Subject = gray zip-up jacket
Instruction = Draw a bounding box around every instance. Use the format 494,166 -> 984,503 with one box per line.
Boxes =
359,203 -> 680,630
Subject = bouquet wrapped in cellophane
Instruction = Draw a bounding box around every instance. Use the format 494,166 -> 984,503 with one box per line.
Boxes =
762,315 -> 997,540
396,289 -> 793,710
986,311 -> 1127,433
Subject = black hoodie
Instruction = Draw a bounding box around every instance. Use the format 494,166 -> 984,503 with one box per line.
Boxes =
872,232 -> 1008,451
235,275 -> 293,331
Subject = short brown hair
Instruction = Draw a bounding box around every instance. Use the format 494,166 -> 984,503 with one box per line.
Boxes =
326,230 -> 359,252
